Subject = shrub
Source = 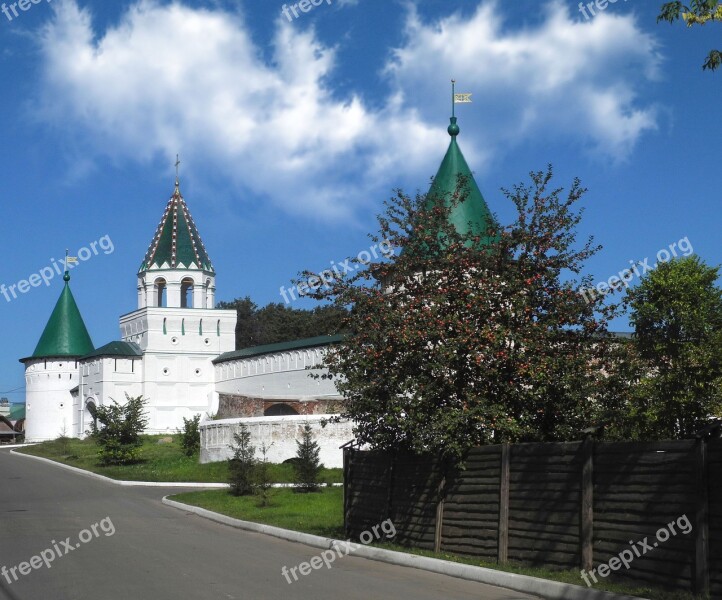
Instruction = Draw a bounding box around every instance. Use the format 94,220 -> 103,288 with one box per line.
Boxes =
180,414 -> 202,456
90,394 -> 148,465
293,424 -> 321,493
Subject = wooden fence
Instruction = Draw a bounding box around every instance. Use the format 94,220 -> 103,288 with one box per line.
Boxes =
343,437 -> 722,596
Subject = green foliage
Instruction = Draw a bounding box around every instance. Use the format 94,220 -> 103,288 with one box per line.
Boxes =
301,167 -> 625,460
228,423 -> 257,496
658,1 -> 722,70
179,414 -> 202,456
293,424 -> 321,492
216,296 -> 347,349
621,256 -> 722,438
90,394 -> 148,465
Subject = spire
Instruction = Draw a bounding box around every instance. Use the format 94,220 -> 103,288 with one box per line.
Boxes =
25,271 -> 94,359
424,103 -> 497,247
139,175 -> 214,274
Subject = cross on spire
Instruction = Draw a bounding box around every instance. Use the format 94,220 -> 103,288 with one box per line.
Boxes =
175,154 -> 181,181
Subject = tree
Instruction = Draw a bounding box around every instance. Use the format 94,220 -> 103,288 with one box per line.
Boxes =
293,424 -> 321,492
624,256 -> 722,438
90,394 -> 148,465
216,296 -> 346,349
179,414 -> 202,456
227,423 -> 256,496
658,1 -> 722,70
301,167 -> 625,461
255,442 -> 274,506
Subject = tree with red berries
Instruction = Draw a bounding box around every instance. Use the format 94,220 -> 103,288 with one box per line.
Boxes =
301,167 -> 626,460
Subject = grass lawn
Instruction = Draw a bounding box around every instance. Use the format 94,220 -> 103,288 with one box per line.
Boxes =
170,488 -> 699,600
172,487 -> 344,538
15,435 -> 343,484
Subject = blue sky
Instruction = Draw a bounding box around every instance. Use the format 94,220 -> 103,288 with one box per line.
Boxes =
0,0 -> 720,400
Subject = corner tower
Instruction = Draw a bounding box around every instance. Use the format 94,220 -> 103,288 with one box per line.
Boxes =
20,271 -> 94,441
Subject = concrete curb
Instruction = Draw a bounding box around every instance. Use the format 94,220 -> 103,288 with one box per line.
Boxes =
163,496 -> 649,600
8,449 -> 342,489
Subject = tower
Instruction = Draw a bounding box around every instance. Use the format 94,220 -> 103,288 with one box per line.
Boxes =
20,271 -> 94,442
118,176 -> 237,432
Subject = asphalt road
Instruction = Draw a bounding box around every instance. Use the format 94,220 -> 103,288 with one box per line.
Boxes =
0,449 -> 540,600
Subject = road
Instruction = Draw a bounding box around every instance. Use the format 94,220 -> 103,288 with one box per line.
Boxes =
0,449 -> 540,600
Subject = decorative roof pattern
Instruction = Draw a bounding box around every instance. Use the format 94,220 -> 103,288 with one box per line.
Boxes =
139,180 -> 214,273
23,272 -> 94,361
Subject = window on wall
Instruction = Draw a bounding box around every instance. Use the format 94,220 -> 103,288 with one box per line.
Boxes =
182,318 -> 185,335
181,277 -> 194,308
163,318 -> 167,335
199,319 -> 203,335
217,320 -> 220,337
155,278 -> 167,307
205,279 -> 211,308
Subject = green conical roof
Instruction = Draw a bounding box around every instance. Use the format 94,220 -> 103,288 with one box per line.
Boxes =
139,179 -> 214,273
28,272 -> 94,359
424,117 -> 497,246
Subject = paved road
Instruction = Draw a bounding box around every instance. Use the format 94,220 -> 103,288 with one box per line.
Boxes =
0,449 -> 540,600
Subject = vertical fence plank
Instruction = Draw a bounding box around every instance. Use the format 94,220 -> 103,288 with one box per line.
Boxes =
581,436 -> 594,572
343,447 -> 350,538
435,476 -> 446,553
498,443 -> 510,564
695,437 -> 710,595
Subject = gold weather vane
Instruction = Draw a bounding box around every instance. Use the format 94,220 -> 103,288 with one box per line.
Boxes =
451,79 -> 472,117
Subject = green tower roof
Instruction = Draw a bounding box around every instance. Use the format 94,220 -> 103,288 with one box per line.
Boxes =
424,117 -> 497,246
24,272 -> 94,360
139,179 -> 214,273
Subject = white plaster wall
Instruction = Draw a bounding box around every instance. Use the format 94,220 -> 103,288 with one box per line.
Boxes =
215,347 -> 341,400
199,415 -> 354,468
24,358 -> 79,442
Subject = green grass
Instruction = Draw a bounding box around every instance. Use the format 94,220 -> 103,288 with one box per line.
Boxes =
171,488 -> 700,600
171,487 -> 344,538
15,435 -> 343,484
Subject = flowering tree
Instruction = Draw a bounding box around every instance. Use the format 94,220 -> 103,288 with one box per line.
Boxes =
300,167 -> 626,460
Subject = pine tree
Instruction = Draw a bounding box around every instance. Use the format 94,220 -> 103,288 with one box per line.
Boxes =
228,423 -> 256,496
294,424 -> 321,493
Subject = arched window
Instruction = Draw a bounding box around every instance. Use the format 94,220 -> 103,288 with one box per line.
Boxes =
155,278 -> 167,307
205,279 -> 211,308
163,318 -> 167,335
181,318 -> 185,335
264,403 -> 299,417
181,277 -> 194,308
199,318 -> 203,335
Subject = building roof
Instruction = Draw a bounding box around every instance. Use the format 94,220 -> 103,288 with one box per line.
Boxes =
21,272 -> 94,361
139,179 -> 214,273
214,334 -> 344,364
9,404 -> 25,421
80,341 -> 143,360
422,117 -> 498,248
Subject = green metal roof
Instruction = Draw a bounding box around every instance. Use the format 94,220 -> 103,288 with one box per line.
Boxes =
214,334 -> 344,364
24,273 -> 94,360
139,179 -> 214,273
423,117 -> 498,247
80,341 -> 142,360
9,404 -> 25,420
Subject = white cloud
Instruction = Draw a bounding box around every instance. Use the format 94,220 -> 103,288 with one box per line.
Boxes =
35,0 -> 661,220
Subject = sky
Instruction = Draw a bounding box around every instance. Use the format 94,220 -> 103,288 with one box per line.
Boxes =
0,0 -> 720,401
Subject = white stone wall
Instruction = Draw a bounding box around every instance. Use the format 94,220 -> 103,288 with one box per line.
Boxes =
200,415 -> 354,468
215,346 -> 341,400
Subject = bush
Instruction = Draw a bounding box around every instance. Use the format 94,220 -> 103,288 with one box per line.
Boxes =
90,394 -> 148,465
180,414 -> 202,456
228,423 -> 256,496
293,424 -> 321,493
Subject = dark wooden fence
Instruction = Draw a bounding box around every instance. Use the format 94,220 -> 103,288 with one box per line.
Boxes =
343,437 -> 722,596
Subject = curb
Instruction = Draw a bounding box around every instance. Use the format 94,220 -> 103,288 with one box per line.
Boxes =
162,497 -> 648,600
8,449 -> 342,489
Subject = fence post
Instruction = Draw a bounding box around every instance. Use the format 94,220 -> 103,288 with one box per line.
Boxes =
581,436 -> 594,573
694,437 -> 710,595
498,443 -> 510,564
343,446 -> 350,538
